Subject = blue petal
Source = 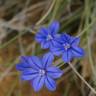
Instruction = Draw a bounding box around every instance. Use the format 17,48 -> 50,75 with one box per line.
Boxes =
71,37 -> 80,46
50,37 -> 61,47
32,76 -> 45,92
54,35 -> 64,44
47,67 -> 63,79
54,33 -> 70,44
21,69 -> 38,80
42,52 -> 54,68
49,40 -> 57,48
22,69 -> 38,75
16,63 -> 26,71
72,47 -> 85,58
45,76 -> 56,91
62,50 -> 72,63
61,33 -> 71,42
21,74 -> 37,81
19,56 -> 43,70
35,27 -> 48,43
31,56 -> 43,69
38,27 -> 48,36
49,21 -> 60,35
41,41 -> 50,49
51,43 -> 64,56
16,56 -> 43,71
35,35 -> 46,43
16,56 -> 35,71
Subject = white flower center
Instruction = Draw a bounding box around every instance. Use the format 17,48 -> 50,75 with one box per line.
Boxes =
39,69 -> 45,76
63,43 -> 70,50
47,34 -> 53,40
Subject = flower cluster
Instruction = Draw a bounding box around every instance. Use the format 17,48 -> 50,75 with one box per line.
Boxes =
36,21 -> 84,63
16,21 -> 84,92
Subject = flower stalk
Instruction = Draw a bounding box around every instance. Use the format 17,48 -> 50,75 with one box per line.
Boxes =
68,62 -> 96,94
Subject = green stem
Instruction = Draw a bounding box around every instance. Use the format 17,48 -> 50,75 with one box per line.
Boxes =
36,0 -> 56,25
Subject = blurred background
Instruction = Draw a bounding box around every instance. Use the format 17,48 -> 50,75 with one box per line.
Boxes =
0,0 -> 96,96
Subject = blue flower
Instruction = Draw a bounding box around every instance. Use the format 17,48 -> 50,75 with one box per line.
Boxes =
16,52 -> 63,92
51,33 -> 84,63
35,21 -> 60,49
